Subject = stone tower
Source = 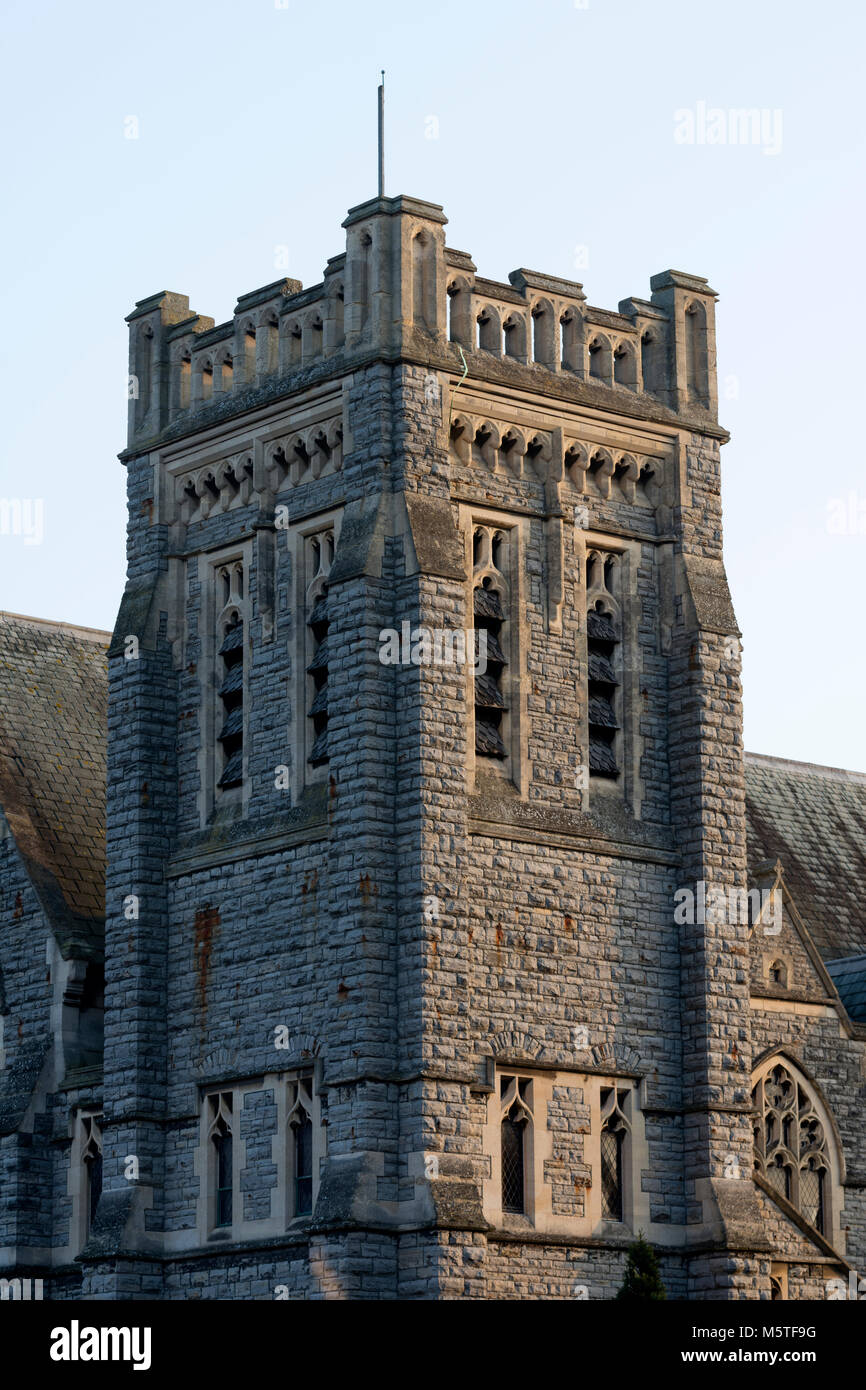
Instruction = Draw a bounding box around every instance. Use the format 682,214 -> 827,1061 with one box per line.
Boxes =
92,188 -> 766,1301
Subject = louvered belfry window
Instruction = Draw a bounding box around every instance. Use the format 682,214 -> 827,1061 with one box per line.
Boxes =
586,552 -> 620,779
306,531 -> 334,766
217,562 -> 245,790
473,526 -> 509,759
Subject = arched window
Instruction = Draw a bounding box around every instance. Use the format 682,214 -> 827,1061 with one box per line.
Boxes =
294,1116 -> 313,1215
768,959 -> 788,987
208,1093 -> 234,1230
82,1114 -> 103,1233
288,1076 -> 316,1218
499,1076 -> 533,1215
306,530 -> 334,767
752,1060 -> 835,1237
600,1087 -> 630,1221
216,562 -> 246,792
472,526 -> 509,760
214,1121 -> 233,1227
586,553 -> 621,781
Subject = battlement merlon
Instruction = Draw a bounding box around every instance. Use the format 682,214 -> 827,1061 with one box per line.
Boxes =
124,196 -> 721,451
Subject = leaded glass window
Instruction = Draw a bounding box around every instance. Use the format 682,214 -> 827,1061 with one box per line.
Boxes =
499,1076 -> 533,1215
600,1087 -> 629,1221
752,1062 -> 831,1236
288,1075 -> 316,1218
208,1092 -> 234,1229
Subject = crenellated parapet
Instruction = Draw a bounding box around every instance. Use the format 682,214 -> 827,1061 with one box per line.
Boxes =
125,195 -> 720,451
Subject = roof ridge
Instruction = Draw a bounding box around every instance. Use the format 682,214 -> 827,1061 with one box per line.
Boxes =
0,610 -> 111,643
745,750 -> 866,785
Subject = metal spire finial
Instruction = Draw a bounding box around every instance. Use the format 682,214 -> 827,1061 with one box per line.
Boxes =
378,70 -> 385,199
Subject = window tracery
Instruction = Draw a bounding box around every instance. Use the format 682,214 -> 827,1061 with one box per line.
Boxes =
752,1062 -> 832,1236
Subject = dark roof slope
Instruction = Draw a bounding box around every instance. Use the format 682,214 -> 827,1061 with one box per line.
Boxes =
825,955 -> 866,1024
0,612 -> 108,955
745,752 -> 866,963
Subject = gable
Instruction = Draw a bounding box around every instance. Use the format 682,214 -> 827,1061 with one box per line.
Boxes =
748,866 -> 839,1008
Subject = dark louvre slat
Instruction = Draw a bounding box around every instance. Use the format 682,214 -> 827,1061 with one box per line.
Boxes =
218,665 -> 244,697
308,686 -> 328,717
476,630 -> 506,667
218,623 -> 244,655
218,750 -> 244,788
589,737 -> 618,777
588,695 -> 619,729
475,720 -> 506,758
588,651 -> 617,684
586,609 -> 617,642
217,706 -> 244,741
474,586 -> 504,621
308,598 -> 328,627
308,729 -> 329,765
475,673 -> 506,709
307,640 -> 329,674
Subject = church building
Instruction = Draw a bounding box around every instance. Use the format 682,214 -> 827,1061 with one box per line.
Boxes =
1,188 -> 865,1300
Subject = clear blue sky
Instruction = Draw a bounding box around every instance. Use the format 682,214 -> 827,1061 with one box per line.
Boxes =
1,0 -> 863,769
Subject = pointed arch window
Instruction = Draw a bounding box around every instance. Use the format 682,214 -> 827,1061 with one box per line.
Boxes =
500,1076 -> 533,1215
600,1087 -> 630,1221
473,526 -> 509,760
216,561 -> 246,791
82,1113 -> 103,1232
752,1061 -> 833,1237
306,530 -> 334,766
208,1092 -> 234,1229
288,1076 -> 315,1217
586,551 -> 621,779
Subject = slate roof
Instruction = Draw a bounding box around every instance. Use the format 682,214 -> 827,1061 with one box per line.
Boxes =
745,752 -> 866,964
0,611 -> 108,956
824,955 -> 866,1024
